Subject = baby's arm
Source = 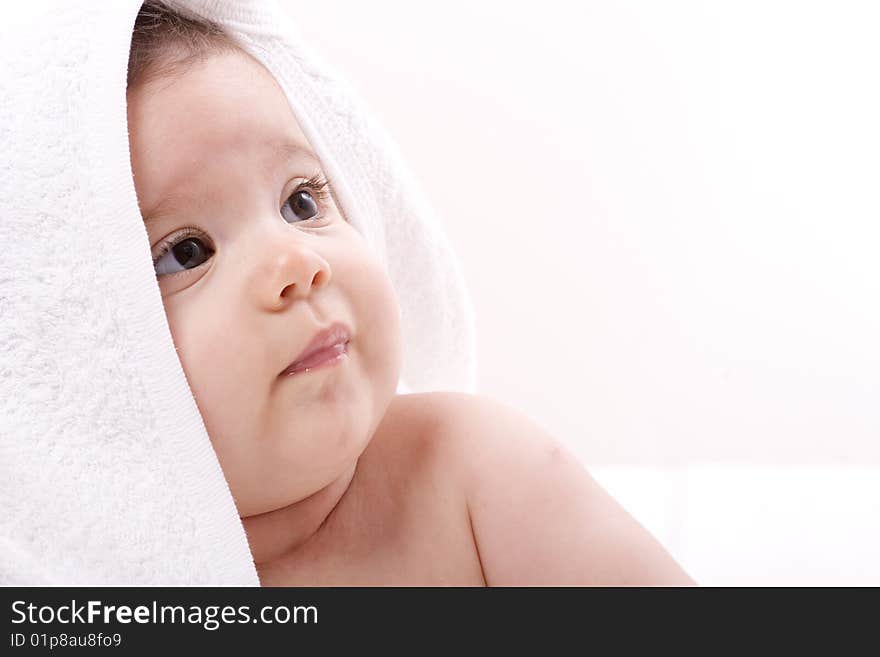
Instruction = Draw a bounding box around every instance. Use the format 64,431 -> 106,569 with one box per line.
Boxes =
439,393 -> 696,586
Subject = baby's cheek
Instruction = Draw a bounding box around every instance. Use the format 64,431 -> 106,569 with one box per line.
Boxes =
164,302 -> 238,417
167,308 -> 258,476
349,258 -> 403,389
164,304 -> 207,378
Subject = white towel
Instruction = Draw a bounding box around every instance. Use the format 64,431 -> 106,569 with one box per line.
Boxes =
0,0 -> 477,585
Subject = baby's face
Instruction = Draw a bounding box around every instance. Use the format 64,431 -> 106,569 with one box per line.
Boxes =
127,51 -> 402,517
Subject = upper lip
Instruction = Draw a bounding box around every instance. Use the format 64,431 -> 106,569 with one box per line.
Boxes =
282,322 -> 351,375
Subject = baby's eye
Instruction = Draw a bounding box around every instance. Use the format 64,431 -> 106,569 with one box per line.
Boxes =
280,189 -> 320,224
280,174 -> 332,224
154,235 -> 213,276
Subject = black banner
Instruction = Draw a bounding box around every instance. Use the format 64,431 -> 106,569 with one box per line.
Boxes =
0,587 -> 872,652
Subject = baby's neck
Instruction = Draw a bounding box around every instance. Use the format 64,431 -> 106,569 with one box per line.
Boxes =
241,461 -> 358,571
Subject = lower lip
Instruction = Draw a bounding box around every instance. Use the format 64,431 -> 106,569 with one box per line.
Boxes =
281,342 -> 348,377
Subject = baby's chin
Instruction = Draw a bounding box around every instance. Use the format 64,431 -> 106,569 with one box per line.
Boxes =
206,329 -> 401,514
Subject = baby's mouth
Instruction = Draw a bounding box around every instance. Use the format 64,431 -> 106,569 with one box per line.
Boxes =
279,322 -> 351,377
280,341 -> 349,376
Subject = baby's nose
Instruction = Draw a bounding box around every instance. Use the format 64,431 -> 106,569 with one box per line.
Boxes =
251,234 -> 332,311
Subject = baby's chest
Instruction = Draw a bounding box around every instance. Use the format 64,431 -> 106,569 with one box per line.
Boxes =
298,522 -> 481,586
260,480 -> 485,586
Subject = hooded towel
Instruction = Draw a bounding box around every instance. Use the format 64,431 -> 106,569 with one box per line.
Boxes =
0,0 -> 477,585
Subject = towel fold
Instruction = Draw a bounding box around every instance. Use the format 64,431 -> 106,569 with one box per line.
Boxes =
0,0 -> 476,584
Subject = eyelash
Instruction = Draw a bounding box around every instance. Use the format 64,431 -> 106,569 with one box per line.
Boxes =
151,175 -> 332,269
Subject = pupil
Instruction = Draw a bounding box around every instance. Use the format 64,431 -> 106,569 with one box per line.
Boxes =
173,239 -> 202,266
295,191 -> 317,218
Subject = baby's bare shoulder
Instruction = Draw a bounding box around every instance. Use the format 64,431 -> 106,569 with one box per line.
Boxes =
379,391 -> 527,465
367,392 -> 480,481
355,391 -> 483,502
376,391 -> 563,501
387,391 -> 563,472
365,391 -> 529,508
390,391 -> 695,585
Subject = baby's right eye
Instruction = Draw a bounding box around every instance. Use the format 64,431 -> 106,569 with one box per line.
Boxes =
153,230 -> 214,276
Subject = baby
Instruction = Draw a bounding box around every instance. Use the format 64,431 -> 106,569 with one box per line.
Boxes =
126,2 -> 694,586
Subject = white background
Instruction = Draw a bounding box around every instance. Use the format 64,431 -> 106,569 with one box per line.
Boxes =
278,0 -> 880,584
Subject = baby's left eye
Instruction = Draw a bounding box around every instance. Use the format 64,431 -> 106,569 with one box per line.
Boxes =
281,189 -> 320,223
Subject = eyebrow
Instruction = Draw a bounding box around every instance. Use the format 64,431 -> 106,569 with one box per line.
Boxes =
141,141 -> 321,225
274,141 -> 321,166
141,192 -> 196,226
